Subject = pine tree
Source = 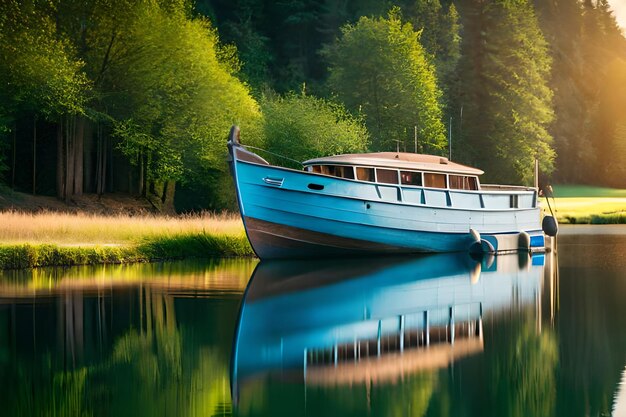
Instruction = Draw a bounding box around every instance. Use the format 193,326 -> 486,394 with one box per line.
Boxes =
532,0 -> 589,184
455,0 -> 554,185
403,0 -> 461,113
536,0 -> 626,186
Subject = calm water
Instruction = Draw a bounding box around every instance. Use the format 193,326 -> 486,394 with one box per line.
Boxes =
1,227 -> 625,417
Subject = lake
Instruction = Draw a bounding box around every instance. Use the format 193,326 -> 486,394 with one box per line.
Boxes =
1,225 -> 625,417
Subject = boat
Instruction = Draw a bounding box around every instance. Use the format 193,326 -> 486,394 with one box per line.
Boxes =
230,252 -> 554,402
227,125 -> 552,260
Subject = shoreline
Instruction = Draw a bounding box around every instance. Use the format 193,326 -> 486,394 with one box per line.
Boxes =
0,234 -> 255,270
2,224 -> 624,270
557,224 -> 626,235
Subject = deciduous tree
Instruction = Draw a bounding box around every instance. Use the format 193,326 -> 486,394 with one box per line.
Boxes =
324,8 -> 446,153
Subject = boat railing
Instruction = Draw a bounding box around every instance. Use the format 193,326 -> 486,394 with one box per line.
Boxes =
392,184 -> 536,209
304,302 -> 483,370
480,184 -> 537,192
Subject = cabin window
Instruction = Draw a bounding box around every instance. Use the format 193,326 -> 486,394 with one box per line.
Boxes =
313,165 -> 354,179
424,173 -> 447,188
356,167 -> 375,182
320,165 -> 335,176
400,171 -> 422,186
468,177 -> 478,190
337,166 -> 355,179
376,168 -> 399,184
449,175 -> 479,190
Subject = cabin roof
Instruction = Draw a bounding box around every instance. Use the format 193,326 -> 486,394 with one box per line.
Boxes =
303,152 -> 484,176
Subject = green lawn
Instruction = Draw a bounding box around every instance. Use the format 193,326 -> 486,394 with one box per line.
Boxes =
541,185 -> 626,224
550,185 -> 626,198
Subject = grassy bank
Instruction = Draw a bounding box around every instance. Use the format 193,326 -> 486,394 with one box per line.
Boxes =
0,211 -> 254,269
542,185 -> 626,224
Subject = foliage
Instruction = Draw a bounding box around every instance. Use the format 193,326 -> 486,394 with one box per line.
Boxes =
455,0 -> 554,185
324,9 -> 446,153
138,232 -> 254,259
0,0 -> 89,119
259,92 -> 369,165
0,243 -> 141,269
535,0 -> 626,186
1,0 -> 626,203
403,0 -> 461,107
105,3 -> 261,184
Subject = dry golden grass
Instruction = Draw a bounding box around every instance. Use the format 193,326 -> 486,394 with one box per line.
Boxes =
0,211 -> 245,245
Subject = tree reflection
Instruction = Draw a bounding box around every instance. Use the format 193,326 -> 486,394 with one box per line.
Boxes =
0,282 -> 239,417
490,311 -> 558,417
235,371 -> 437,417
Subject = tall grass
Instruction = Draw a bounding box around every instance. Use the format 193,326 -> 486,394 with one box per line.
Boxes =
0,211 -> 245,244
0,211 -> 254,269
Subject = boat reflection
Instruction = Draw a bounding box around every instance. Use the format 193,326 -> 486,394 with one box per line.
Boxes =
232,252 -> 553,403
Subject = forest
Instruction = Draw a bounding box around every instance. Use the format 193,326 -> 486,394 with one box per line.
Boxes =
0,0 -> 625,212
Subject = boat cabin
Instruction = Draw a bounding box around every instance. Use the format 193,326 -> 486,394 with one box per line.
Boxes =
303,152 -> 483,191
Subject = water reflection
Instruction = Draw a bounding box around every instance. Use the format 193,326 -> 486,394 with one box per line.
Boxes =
232,252 -> 557,416
0,259 -> 256,417
2,233 -> 626,417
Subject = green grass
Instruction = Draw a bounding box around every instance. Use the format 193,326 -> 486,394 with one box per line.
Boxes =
542,185 -> 626,224
551,185 -> 626,198
0,211 -> 255,269
0,233 -> 254,269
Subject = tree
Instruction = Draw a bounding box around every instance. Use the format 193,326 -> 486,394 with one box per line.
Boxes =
109,3 -> 261,211
0,0 -> 88,196
588,58 -> 626,187
455,0 -> 554,185
403,0 -> 461,102
534,0 -> 626,186
324,8 -> 447,153
259,92 -> 369,165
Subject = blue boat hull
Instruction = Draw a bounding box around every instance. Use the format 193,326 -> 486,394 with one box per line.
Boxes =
228,137 -> 545,259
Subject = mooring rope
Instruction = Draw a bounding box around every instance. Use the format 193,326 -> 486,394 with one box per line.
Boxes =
544,185 -> 557,218
240,145 -> 304,167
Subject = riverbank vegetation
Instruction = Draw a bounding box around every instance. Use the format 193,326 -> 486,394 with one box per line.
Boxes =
0,211 -> 242,244
0,211 -> 253,269
1,0 -> 624,213
542,185 -> 626,224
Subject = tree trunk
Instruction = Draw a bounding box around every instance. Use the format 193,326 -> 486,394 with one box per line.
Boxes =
96,124 -> 107,196
11,124 -> 16,190
56,121 -> 65,199
102,134 -> 108,194
32,115 -> 37,195
65,116 -> 76,201
138,151 -> 145,196
108,136 -> 113,193
83,120 -> 94,193
95,123 -> 102,195
145,180 -> 164,211
162,180 -> 176,214
74,116 -> 84,196
65,116 -> 75,201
